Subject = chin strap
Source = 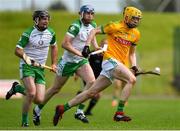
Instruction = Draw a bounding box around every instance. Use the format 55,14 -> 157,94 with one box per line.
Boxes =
80,12 -> 84,20
34,18 -> 39,25
34,25 -> 47,31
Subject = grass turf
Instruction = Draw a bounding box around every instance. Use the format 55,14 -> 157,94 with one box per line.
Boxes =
0,11 -> 180,130
0,96 -> 180,130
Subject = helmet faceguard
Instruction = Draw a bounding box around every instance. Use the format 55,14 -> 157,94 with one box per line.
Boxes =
123,7 -> 142,28
33,10 -> 50,31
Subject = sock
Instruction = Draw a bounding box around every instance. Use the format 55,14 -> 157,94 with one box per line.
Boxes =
15,85 -> 26,95
85,98 -> 98,113
78,103 -> 85,110
22,113 -> 28,124
38,104 -> 44,110
117,100 -> 125,112
64,103 -> 71,112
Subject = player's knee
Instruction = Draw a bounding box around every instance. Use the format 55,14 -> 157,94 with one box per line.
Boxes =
129,75 -> 136,85
86,80 -> 95,86
94,93 -> 100,99
87,90 -> 98,98
53,88 -> 59,94
52,86 -> 61,94
27,93 -> 35,100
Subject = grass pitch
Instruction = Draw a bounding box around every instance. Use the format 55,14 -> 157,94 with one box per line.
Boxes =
0,96 -> 180,130
0,11 -> 180,130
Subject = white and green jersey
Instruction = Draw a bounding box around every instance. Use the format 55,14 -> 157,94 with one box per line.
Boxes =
62,19 -> 97,63
17,26 -> 56,65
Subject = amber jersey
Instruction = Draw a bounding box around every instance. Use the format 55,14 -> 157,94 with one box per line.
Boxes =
101,21 -> 140,65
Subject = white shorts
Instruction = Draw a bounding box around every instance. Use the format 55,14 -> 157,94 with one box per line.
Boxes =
100,58 -> 120,82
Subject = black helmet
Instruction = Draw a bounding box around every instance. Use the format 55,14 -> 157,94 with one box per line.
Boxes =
32,10 -> 50,21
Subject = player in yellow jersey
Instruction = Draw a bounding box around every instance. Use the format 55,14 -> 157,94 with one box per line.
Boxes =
53,6 -> 142,125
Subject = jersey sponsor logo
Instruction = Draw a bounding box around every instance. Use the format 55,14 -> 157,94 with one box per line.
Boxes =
114,36 -> 132,46
117,31 -> 128,39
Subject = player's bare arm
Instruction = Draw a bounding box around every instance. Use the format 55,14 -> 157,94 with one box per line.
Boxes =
50,44 -> 58,72
82,27 -> 102,58
14,47 -> 24,59
91,36 -> 100,50
15,47 -> 37,66
86,27 -> 102,46
129,45 -> 137,67
129,45 -> 139,74
62,34 -> 82,57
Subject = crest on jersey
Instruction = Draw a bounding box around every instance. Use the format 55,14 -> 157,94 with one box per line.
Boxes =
69,26 -> 75,31
38,40 -> 44,45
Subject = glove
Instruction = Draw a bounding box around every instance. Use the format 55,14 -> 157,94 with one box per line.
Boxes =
23,53 -> 36,66
82,45 -> 90,58
130,66 -> 139,75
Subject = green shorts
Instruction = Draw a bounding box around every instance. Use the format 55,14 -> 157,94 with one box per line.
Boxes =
20,64 -> 45,85
57,58 -> 88,77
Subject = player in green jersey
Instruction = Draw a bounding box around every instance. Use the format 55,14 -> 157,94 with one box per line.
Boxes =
6,10 -> 58,127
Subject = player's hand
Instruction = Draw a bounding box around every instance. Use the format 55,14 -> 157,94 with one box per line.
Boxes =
51,64 -> 57,73
94,46 -> 101,50
23,53 -> 37,66
95,47 -> 102,51
82,45 -> 90,58
130,66 -> 140,75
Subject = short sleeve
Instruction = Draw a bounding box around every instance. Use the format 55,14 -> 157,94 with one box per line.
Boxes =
50,34 -> 56,45
17,27 -> 34,48
47,27 -> 56,45
17,32 -> 29,48
67,24 -> 80,38
134,29 -> 141,44
103,21 -> 119,34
